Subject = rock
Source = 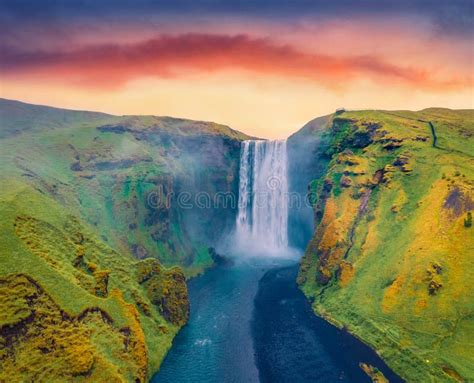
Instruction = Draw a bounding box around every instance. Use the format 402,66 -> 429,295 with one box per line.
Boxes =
209,247 -> 233,266
136,258 -> 162,284
336,150 -> 360,166
382,172 -> 393,184
131,244 -> 149,259
383,142 -> 402,150
78,173 -> 95,179
136,259 -> 189,325
393,154 -> 410,166
414,135 -> 429,142
444,187 -> 474,218
72,246 -> 85,268
428,280 -> 442,295
351,131 -> 373,148
372,169 -> 385,185
144,267 -> 189,326
93,270 -> 110,297
97,124 -> 128,134
323,178 -> 333,192
359,363 -> 389,383
431,262 -> 442,275
340,176 -> 353,188
70,161 -> 83,171
382,138 -> 403,150
442,367 -> 465,382
317,266 -> 332,285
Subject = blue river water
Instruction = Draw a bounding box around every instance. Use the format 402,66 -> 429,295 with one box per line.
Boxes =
152,257 -> 404,383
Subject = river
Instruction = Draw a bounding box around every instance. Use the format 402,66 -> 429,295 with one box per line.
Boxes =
152,256 -> 403,383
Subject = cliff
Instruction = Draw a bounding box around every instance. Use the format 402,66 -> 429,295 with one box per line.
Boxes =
297,108 -> 474,382
287,115 -> 332,249
0,99 -> 249,381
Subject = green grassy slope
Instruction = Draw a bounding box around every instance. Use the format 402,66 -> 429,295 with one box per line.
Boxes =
0,99 -> 249,381
0,98 -> 249,273
298,108 -> 474,382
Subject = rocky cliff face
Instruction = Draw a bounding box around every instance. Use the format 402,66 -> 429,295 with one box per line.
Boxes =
297,109 -> 474,382
0,99 -> 249,381
287,115 -> 332,249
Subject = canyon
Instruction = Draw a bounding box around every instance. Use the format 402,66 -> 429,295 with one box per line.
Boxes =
0,99 -> 473,382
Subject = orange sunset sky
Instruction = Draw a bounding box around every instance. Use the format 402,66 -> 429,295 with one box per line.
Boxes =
1,1 -> 473,138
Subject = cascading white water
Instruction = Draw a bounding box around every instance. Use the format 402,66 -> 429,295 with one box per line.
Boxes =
235,139 -> 289,254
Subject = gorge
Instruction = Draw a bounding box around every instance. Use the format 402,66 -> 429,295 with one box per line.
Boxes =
1,1 -> 473,380
153,136 -> 402,383
0,99 -> 473,382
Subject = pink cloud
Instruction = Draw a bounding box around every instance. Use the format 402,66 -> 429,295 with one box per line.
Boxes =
1,33 -> 470,90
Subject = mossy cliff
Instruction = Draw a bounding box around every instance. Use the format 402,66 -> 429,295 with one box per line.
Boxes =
297,109 -> 474,382
0,99 -> 249,381
0,98 -> 249,275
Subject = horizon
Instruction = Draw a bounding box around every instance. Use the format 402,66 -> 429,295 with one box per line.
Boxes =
2,97 -> 472,140
1,1 -> 473,138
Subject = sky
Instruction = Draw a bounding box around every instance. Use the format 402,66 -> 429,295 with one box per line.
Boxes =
0,1 -> 473,138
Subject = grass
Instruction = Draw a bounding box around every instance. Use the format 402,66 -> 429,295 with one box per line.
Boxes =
0,98 -> 249,381
3,98 -> 472,382
0,180 -> 187,381
299,108 -> 474,382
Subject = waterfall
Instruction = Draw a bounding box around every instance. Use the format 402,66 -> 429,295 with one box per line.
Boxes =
235,139 -> 289,254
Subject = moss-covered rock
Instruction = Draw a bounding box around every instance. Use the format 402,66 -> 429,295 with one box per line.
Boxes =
0,99 -> 250,382
298,108 -> 474,382
136,259 -> 189,326
143,267 -> 189,326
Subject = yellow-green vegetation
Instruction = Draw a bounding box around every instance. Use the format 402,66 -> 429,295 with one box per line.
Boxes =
0,99 -> 248,381
136,259 -> 189,326
0,98 -> 248,274
360,363 -> 389,383
298,108 -> 474,382
0,181 -> 189,381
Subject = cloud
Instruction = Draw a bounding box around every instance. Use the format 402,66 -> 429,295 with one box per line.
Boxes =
1,1 -> 472,37
1,33 -> 468,90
